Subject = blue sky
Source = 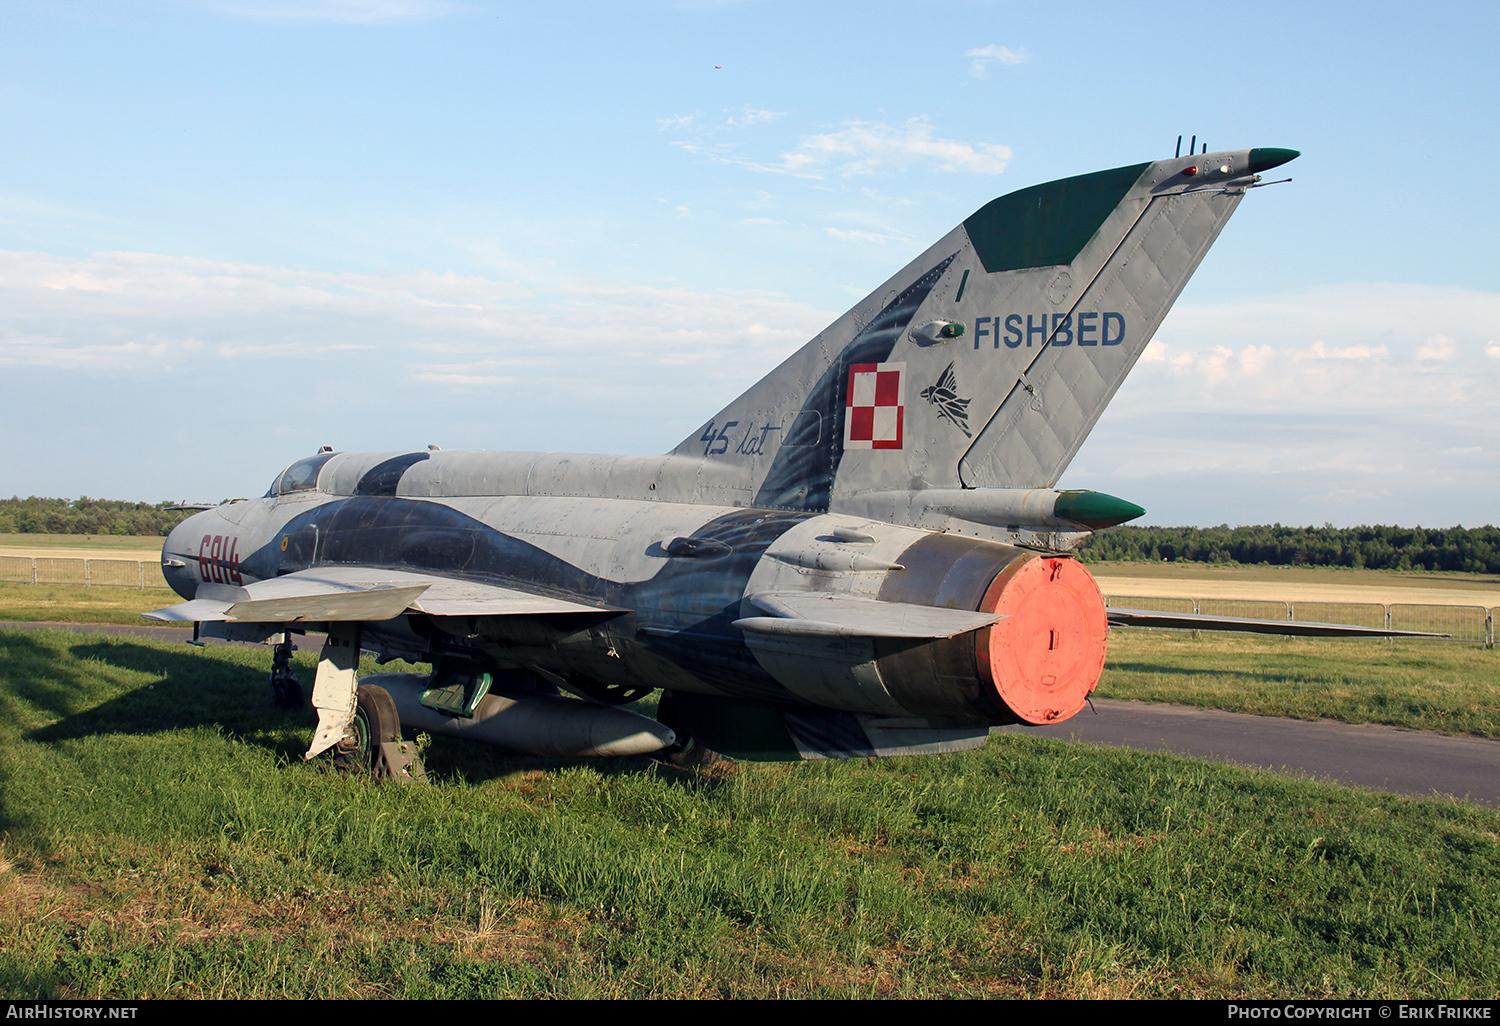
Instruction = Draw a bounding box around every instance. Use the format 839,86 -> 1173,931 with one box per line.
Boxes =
2,0 -> 1496,527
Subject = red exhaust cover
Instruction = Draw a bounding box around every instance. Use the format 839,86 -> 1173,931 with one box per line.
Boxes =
975,556 -> 1108,724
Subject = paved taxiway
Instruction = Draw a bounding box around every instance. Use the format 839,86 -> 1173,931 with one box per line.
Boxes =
10,622 -> 1498,808
1004,699 -> 1499,808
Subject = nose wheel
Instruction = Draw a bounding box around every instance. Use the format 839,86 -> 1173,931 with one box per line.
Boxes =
269,635 -> 303,709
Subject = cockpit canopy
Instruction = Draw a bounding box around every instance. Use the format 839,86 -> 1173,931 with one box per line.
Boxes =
267,452 -> 339,497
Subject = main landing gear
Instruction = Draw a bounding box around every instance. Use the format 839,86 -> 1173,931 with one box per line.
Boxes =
304,624 -> 426,782
333,683 -> 426,782
652,691 -> 724,769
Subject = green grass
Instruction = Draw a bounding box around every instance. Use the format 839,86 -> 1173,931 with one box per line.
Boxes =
1100,632 -> 1500,739
0,582 -> 182,626
0,534 -> 166,554
2,627 -> 1498,998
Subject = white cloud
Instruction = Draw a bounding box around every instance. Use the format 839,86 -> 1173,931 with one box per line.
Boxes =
965,44 -> 1030,78
824,228 -> 899,245
725,107 -> 782,127
1416,334 -> 1458,361
1238,343 -> 1274,375
0,333 -> 170,371
1300,340 -> 1385,360
8,244 -> 1495,525
0,246 -> 846,499
787,120 -> 1012,177
671,118 -> 1012,179
1066,283 -> 1500,525
0,249 -> 832,383
660,107 -> 781,137
1133,331 -> 1478,414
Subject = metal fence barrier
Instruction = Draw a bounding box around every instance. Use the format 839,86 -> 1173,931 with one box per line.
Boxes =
1388,603 -> 1491,643
0,556 -> 170,591
1199,598 -> 1292,622
1105,594 -> 1497,647
1290,601 -> 1390,631
1105,595 -> 1196,615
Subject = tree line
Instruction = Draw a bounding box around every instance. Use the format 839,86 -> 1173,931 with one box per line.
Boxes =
1075,523 -> 1500,573
0,496 -> 194,537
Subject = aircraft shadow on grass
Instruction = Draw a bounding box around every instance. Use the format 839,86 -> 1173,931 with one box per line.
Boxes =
14,634 -> 725,788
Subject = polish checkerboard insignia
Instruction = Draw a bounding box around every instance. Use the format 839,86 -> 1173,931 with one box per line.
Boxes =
843,361 -> 905,450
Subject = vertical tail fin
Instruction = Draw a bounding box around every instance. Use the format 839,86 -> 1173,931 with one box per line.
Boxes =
671,147 -> 1298,511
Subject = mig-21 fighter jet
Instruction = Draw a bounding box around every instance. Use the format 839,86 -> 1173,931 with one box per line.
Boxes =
152,146 -> 1371,773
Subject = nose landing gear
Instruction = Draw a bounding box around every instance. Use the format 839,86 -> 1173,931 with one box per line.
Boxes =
269,634 -> 304,709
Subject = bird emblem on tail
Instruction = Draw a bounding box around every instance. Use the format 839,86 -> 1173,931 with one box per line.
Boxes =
919,362 -> 972,437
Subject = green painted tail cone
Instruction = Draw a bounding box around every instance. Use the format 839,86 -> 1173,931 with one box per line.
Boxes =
1054,490 -> 1146,529
1246,147 -> 1300,174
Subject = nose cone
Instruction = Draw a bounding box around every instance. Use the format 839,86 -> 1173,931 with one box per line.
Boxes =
1246,147 -> 1300,174
161,515 -> 204,599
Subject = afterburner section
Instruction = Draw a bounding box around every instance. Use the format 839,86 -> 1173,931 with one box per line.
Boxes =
974,555 -> 1107,724
737,518 -> 1108,727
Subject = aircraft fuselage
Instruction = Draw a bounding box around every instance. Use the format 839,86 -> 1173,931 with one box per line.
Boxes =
164,447 -> 1107,733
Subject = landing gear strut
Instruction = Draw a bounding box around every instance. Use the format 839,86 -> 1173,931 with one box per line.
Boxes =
269,634 -> 303,708
303,624 -> 426,782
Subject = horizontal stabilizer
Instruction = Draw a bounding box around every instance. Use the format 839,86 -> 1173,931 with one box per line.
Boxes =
1106,607 -> 1450,639
738,591 -> 1002,639
145,566 -> 623,623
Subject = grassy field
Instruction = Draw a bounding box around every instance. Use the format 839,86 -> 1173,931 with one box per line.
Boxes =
1100,632 -> 1500,739
0,534 -> 165,560
0,582 -> 183,627
1,627 -> 1496,999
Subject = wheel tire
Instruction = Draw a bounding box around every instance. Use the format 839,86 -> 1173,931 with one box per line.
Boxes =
652,691 -> 726,769
271,672 -> 304,709
333,684 -> 401,775
660,737 -> 723,769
